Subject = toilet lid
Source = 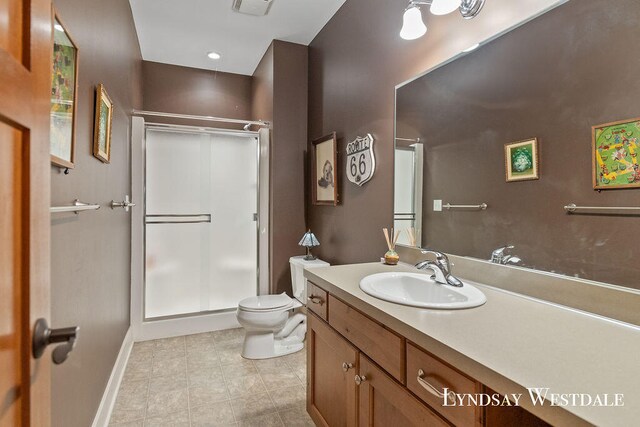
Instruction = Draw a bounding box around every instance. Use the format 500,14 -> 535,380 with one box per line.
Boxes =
239,293 -> 293,311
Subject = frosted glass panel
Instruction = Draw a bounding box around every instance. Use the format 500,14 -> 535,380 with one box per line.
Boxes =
145,129 -> 258,318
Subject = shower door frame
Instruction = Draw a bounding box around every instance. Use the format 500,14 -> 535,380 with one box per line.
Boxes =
130,116 -> 270,341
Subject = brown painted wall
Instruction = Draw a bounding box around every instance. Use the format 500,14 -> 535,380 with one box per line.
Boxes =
397,1 -> 640,289
142,61 -> 253,127
50,0 -> 142,426
252,41 -> 309,295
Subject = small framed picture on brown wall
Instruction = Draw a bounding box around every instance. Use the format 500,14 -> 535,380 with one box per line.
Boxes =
93,84 -> 114,163
312,132 -> 339,205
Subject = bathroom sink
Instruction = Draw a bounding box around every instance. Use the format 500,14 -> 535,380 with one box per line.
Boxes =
359,272 -> 486,309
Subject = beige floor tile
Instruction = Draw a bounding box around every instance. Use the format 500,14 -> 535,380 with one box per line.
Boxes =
222,359 -> 257,379
278,407 -> 315,426
144,409 -> 190,426
268,385 -> 306,412
154,336 -> 185,352
226,374 -> 267,398
109,419 -> 145,427
188,382 -> 229,407
151,355 -> 186,377
153,346 -> 185,362
260,370 -> 302,391
111,379 -> 148,424
254,357 -> 289,374
109,408 -> 147,425
237,412 -> 283,427
190,401 -> 236,426
148,373 -> 187,395
122,360 -> 153,382
280,350 -> 306,369
187,350 -> 220,370
217,342 -> 246,365
213,328 -> 245,345
230,392 -> 276,421
146,389 -> 189,418
188,365 -> 225,387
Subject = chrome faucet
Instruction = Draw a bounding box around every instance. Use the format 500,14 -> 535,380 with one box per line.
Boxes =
415,250 -> 463,287
491,245 -> 522,266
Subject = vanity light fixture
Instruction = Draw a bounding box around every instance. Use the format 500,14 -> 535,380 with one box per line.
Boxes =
207,51 -> 221,60
400,0 -> 485,40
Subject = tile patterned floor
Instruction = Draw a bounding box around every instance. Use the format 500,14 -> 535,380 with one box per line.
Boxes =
109,328 -> 314,426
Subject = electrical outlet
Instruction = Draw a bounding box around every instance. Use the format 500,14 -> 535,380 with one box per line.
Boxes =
433,199 -> 442,212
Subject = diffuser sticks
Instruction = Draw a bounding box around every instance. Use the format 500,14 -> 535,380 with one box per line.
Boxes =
383,227 -> 400,265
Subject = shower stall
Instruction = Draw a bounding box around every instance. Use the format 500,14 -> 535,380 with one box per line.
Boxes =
130,114 -> 270,339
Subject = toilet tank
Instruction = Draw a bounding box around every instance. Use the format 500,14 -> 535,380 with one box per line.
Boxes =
289,256 -> 329,304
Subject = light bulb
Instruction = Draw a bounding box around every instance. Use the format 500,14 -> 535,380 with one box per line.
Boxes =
400,6 -> 427,40
430,0 -> 462,16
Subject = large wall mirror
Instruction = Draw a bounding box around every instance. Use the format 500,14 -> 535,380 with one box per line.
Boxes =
394,0 -> 640,290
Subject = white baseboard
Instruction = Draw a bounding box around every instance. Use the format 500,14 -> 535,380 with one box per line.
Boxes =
92,327 -> 134,427
134,310 -> 240,341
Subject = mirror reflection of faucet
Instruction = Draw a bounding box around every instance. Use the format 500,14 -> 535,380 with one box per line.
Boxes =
491,245 -> 523,266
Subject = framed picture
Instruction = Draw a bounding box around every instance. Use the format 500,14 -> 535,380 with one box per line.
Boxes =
93,84 -> 114,163
592,118 -> 640,190
504,138 -> 539,182
50,10 -> 79,169
312,132 -> 338,205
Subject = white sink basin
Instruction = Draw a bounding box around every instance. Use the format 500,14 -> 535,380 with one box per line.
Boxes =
359,272 -> 486,309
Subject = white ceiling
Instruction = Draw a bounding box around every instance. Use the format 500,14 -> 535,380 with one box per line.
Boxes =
129,0 -> 347,76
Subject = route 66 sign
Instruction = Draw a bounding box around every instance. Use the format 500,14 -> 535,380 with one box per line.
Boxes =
346,134 -> 376,186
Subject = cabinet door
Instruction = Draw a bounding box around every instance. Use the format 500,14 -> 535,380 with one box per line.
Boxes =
357,355 -> 449,427
308,312 -> 359,427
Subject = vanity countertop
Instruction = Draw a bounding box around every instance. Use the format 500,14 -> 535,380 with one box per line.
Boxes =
304,262 -> 640,427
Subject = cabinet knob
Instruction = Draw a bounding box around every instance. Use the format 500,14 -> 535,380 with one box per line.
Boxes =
308,295 -> 324,305
342,362 -> 354,372
354,375 -> 367,385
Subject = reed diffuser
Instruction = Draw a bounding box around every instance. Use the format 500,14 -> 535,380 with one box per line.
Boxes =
406,227 -> 417,247
382,228 -> 400,265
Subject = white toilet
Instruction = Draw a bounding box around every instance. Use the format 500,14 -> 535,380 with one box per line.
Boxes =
237,256 -> 329,359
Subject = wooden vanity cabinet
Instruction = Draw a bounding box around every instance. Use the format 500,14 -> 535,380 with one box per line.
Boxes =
358,354 -> 449,426
307,312 -> 359,427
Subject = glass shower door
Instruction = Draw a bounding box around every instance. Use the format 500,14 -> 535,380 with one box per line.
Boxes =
144,128 -> 258,319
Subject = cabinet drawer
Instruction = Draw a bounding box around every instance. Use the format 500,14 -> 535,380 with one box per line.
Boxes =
407,342 -> 481,427
306,281 -> 328,320
329,295 -> 405,382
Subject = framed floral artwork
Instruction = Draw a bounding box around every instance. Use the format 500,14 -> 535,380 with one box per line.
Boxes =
592,118 -> 640,190
50,10 -> 79,169
93,84 -> 114,163
505,138 -> 539,182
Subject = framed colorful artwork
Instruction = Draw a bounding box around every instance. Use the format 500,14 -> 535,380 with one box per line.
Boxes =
504,138 -> 539,182
592,118 -> 640,190
312,132 -> 339,205
93,84 -> 114,163
50,10 -> 79,169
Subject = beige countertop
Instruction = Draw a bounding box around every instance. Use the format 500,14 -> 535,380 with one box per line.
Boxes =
304,262 -> 640,427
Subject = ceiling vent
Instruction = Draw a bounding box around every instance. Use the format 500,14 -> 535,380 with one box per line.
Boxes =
232,0 -> 274,16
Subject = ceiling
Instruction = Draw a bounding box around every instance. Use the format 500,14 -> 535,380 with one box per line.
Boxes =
129,0 -> 347,76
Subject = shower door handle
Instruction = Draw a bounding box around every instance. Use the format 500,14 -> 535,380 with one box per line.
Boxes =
253,213 -> 258,222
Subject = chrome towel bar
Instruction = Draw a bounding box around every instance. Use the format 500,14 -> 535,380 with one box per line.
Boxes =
444,203 -> 487,211
564,203 -> 640,213
50,199 -> 100,214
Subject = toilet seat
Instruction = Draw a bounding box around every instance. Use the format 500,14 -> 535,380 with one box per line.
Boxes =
238,293 -> 298,312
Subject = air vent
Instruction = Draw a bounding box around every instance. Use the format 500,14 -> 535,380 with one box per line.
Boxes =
232,0 -> 274,16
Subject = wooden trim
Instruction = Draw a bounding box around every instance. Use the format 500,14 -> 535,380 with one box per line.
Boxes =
50,7 -> 79,169
311,132 -> 339,206
592,117 -> 640,190
504,137 -> 539,182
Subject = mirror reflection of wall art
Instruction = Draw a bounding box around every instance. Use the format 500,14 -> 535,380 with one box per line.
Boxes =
312,132 -> 338,205
505,138 -> 539,182
93,84 -> 114,163
592,118 -> 640,190
50,11 -> 79,169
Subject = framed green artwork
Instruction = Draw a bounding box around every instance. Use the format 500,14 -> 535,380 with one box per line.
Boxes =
592,118 -> 640,190
50,10 -> 79,169
505,138 -> 539,182
93,84 -> 114,163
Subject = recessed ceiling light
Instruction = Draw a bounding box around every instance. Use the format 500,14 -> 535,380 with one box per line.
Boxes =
54,23 -> 65,32
463,43 -> 480,52
207,51 -> 221,60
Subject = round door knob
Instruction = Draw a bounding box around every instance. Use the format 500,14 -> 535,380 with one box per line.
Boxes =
342,362 -> 354,372
354,375 -> 367,385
